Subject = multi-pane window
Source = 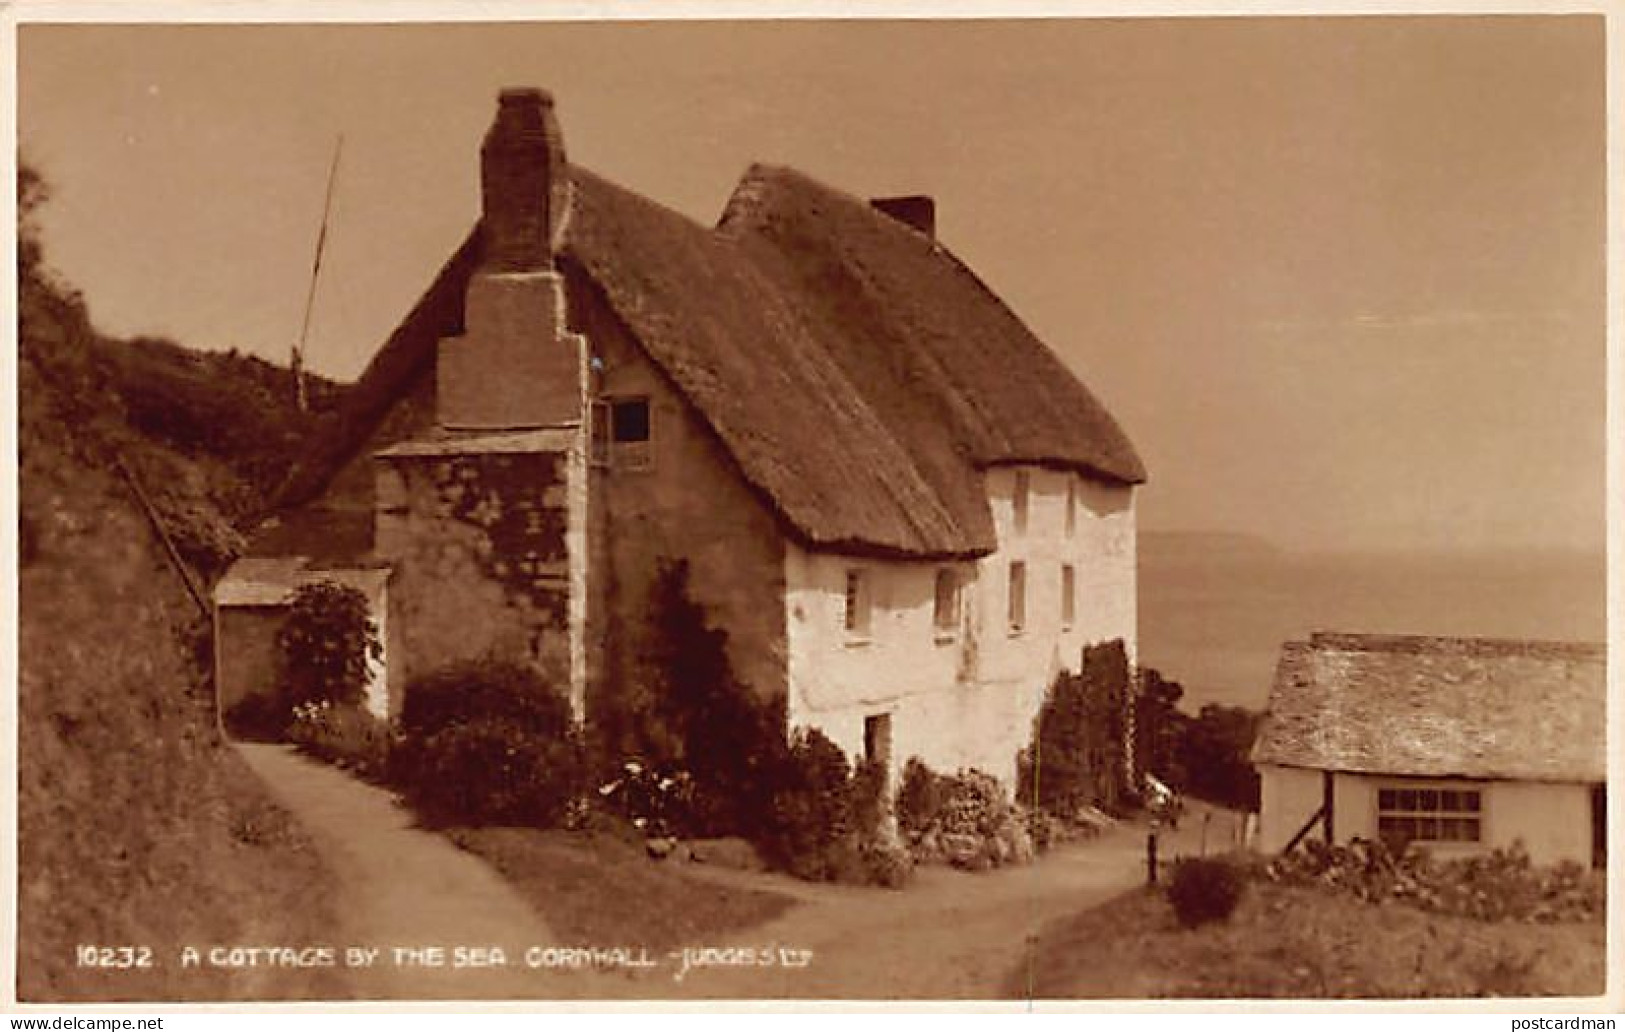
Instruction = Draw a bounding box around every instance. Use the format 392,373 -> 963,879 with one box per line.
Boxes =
843,569 -> 871,638
1008,561 -> 1027,633
1377,786 -> 1482,846
1013,470 -> 1031,534
1061,564 -> 1076,629
932,567 -> 960,636
595,397 -> 653,469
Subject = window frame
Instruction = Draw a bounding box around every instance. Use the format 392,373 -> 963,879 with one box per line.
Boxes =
1012,470 -> 1031,535
597,395 -> 654,471
1061,563 -> 1076,630
932,567 -> 960,643
843,568 -> 872,642
1007,560 -> 1027,635
1376,782 -> 1485,848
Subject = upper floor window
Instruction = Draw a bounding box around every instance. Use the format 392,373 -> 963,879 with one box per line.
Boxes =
844,568 -> 872,639
1061,564 -> 1076,629
933,567 -> 960,639
1013,470 -> 1031,534
1065,478 -> 1077,538
593,396 -> 652,470
1008,561 -> 1026,634
1378,786 -> 1482,848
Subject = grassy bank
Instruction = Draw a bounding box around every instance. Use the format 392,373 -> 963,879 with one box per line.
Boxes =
18,177 -> 350,1001
448,827 -> 795,951
1012,880 -> 1604,1000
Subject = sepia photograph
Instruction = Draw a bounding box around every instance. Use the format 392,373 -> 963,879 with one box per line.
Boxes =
8,5 -> 1613,1009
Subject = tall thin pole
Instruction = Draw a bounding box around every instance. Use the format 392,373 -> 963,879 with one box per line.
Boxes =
294,134 -> 344,412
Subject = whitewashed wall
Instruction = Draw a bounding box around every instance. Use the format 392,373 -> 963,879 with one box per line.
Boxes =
784,466 -> 1137,788
1258,763 -> 1595,866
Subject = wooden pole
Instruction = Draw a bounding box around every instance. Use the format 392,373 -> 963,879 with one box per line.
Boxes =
115,457 -> 208,618
294,135 -> 344,412
1322,769 -> 1336,845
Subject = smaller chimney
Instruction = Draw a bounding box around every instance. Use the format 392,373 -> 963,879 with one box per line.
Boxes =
870,195 -> 936,239
481,87 -> 569,271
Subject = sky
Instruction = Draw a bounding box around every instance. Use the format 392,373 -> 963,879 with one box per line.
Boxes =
16,15 -> 1608,554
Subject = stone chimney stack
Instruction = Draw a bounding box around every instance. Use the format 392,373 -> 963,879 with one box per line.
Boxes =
870,195 -> 936,239
481,87 -> 569,271
437,88 -> 584,431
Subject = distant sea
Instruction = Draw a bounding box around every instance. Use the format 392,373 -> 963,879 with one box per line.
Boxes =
1137,533 -> 1607,712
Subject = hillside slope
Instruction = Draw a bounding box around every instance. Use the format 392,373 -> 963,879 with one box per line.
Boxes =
16,239 -> 348,1000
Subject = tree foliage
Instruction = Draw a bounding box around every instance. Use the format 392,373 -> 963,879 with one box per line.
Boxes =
1131,665 -> 1262,812
1020,639 -> 1135,819
1134,665 -> 1188,787
275,581 -> 381,709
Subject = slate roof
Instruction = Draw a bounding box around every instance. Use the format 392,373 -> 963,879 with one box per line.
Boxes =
213,556 -> 390,608
277,161 -> 1145,559
1252,632 -> 1607,783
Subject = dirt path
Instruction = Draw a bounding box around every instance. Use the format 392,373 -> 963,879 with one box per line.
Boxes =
236,744 -> 623,1000
241,742 -> 1243,1002
648,802 -> 1247,1000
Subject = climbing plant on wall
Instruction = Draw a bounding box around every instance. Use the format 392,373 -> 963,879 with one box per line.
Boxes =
276,580 -> 381,710
1019,638 -> 1135,819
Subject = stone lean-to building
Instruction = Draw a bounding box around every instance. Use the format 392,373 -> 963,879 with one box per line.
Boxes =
1252,633 -> 1607,867
213,87 -> 1146,789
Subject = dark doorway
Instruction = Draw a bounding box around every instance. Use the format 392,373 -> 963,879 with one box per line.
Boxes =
864,713 -> 893,774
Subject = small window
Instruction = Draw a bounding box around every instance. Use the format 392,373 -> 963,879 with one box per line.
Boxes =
1378,784 -> 1482,848
1013,470 -> 1031,534
599,397 -> 652,470
1008,561 -> 1026,633
611,398 -> 650,442
933,567 -> 960,636
844,569 -> 871,638
1061,564 -> 1076,629
1065,478 -> 1077,537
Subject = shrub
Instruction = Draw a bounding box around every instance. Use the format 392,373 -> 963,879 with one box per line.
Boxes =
392,659 -> 584,829
224,692 -> 292,741
1266,837 -> 1605,924
1166,857 -> 1245,929
895,758 -> 1034,870
401,717 -> 583,828
399,658 -> 572,741
760,728 -> 854,880
1020,640 -> 1134,821
287,700 -> 392,780
897,757 -> 948,842
275,581 -> 381,710
860,839 -> 915,889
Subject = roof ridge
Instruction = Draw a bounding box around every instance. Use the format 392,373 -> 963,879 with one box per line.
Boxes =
1307,631 -> 1605,661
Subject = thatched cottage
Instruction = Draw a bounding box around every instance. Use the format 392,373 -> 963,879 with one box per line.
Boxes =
213,87 -> 1145,786
1252,633 -> 1606,867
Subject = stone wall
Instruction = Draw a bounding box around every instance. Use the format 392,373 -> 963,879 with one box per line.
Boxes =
374,446 -> 574,716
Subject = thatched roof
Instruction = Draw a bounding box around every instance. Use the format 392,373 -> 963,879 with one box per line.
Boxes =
276,162 -> 1145,559
1252,632 -> 1606,783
